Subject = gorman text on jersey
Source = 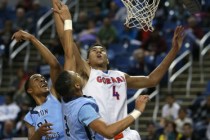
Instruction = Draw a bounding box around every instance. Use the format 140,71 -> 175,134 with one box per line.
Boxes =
96,76 -> 125,84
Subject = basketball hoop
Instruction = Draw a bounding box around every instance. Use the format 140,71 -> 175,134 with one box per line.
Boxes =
121,0 -> 160,31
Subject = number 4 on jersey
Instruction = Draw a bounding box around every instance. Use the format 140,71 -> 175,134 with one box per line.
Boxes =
112,86 -> 120,100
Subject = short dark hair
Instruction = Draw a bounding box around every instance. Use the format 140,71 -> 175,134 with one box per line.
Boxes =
55,71 -> 75,97
87,43 -> 106,59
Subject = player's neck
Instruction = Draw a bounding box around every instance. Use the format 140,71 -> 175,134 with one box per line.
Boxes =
92,65 -> 107,71
35,92 -> 48,105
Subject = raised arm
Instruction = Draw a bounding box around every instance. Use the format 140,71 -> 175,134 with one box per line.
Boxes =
89,95 -> 149,139
53,3 -> 76,71
51,0 -> 64,46
12,31 -> 62,96
52,1 -> 90,76
125,26 -> 185,89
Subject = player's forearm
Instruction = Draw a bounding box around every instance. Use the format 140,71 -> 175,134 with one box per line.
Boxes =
63,29 -> 76,71
29,35 -> 60,68
106,116 -> 135,138
29,132 -> 42,140
95,116 -> 135,139
64,29 -> 73,59
148,46 -> 179,85
52,0 -> 64,46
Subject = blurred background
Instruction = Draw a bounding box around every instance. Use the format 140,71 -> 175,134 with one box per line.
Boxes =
0,0 -> 210,139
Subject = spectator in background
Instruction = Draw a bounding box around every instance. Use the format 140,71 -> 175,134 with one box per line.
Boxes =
180,123 -> 200,140
136,30 -> 151,44
96,0 -> 111,11
14,7 -> 32,31
158,121 -> 182,140
97,17 -> 117,46
11,68 -> 29,104
174,107 -> 193,133
119,25 -> 138,42
0,93 -> 20,122
162,94 -> 180,120
16,0 -> 33,12
0,0 -> 15,29
15,100 -> 30,137
185,16 -> 204,59
128,48 -> 148,75
0,20 -> 15,57
90,7 -> 105,25
143,121 -> 159,140
26,0 -> 48,33
191,95 -> 210,134
78,20 -> 99,46
73,11 -> 88,33
141,29 -> 167,57
114,6 -> 127,22
106,1 -> 119,20
0,120 -> 16,139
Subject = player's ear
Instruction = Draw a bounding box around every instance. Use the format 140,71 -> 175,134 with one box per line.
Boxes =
75,83 -> 81,89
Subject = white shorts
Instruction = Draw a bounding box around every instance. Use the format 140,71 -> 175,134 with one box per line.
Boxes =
121,129 -> 141,140
104,129 -> 141,140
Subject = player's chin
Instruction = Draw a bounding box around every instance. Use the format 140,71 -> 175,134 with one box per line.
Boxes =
42,87 -> 49,92
96,58 -> 106,64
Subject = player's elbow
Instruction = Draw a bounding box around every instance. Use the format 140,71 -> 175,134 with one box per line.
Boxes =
103,133 -> 115,139
147,76 -> 159,87
102,129 -> 119,139
50,61 -> 61,69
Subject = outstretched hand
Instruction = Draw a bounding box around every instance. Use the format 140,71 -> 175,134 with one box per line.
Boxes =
172,26 -> 185,50
12,30 -> 33,42
52,2 -> 71,21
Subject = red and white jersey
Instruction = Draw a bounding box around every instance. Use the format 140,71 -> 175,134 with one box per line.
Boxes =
82,68 -> 128,124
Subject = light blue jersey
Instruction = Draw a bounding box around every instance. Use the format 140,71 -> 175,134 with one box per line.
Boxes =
62,96 -> 104,140
24,93 -> 65,140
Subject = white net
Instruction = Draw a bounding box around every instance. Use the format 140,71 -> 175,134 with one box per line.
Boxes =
121,0 -> 160,31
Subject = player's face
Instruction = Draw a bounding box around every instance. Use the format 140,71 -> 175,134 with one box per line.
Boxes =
87,46 -> 109,68
28,74 -> 49,95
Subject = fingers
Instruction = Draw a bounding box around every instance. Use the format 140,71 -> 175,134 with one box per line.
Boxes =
11,31 -> 23,42
175,26 -> 185,36
42,127 -> 53,132
137,95 -> 150,102
178,26 -> 185,38
41,123 -> 53,127
52,0 -> 60,9
52,8 -> 60,14
63,4 -> 69,10
55,0 -> 61,9
12,32 -> 21,42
